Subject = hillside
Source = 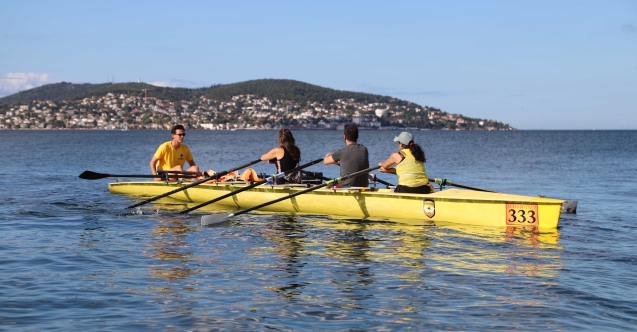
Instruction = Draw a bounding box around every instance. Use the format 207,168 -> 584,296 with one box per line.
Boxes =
0,82 -> 111,105
0,79 -> 514,130
201,79 -> 404,105
0,79 -> 404,106
0,81 -> 193,105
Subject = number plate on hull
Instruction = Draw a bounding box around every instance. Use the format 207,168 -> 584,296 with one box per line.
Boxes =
506,203 -> 539,226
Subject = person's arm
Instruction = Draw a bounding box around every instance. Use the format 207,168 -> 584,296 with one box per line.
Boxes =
261,147 -> 283,163
324,148 -> 341,165
378,152 -> 401,173
183,145 -> 200,173
150,155 -> 162,181
324,152 -> 336,165
150,156 -> 159,175
184,147 -> 196,168
151,143 -> 167,180
379,166 -> 396,174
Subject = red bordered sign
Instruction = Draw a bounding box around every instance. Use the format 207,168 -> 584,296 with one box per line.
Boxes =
505,203 -> 539,226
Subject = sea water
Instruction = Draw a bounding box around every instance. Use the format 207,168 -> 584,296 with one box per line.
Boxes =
1,130 -> 636,330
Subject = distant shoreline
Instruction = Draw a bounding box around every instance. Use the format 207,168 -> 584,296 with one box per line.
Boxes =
4,128 -> 634,132
0,127 -> 516,131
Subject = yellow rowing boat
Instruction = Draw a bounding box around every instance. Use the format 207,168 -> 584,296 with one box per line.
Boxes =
109,181 -> 564,229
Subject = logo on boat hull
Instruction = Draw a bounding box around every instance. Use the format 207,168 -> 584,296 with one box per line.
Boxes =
423,199 -> 435,218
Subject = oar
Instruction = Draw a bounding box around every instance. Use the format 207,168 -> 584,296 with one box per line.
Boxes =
201,166 -> 381,226
79,170 -> 198,180
368,173 -> 394,187
302,170 -> 395,188
429,178 -> 497,193
179,158 -> 324,214
126,158 -> 263,209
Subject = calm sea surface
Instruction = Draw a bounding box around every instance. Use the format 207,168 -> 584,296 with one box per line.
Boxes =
1,129 -> 636,330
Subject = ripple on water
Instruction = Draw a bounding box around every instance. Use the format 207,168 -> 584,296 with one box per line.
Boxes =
2,130 -> 637,330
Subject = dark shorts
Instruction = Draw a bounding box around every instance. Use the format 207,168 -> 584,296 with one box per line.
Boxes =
394,184 -> 432,194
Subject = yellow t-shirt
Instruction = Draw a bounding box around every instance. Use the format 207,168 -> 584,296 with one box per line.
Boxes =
396,148 -> 429,187
153,141 -> 193,170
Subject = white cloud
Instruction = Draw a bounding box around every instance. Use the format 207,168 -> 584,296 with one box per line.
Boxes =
0,72 -> 54,96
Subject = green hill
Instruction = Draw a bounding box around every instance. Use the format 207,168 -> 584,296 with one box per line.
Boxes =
0,79 -> 410,106
0,82 -> 109,105
0,79 -> 514,130
201,79 -> 406,105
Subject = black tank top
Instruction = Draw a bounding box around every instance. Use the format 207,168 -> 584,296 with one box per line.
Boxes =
276,148 -> 299,184
276,148 -> 298,173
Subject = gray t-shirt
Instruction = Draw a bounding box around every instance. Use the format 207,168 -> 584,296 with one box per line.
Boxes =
331,143 -> 370,187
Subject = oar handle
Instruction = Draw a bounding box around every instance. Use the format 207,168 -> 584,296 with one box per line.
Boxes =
429,178 -> 497,193
301,170 -> 329,182
127,159 -> 263,209
158,170 -> 200,175
181,158 -> 323,214
368,173 -> 394,187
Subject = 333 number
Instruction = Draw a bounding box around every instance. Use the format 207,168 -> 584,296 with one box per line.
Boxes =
508,209 -> 536,223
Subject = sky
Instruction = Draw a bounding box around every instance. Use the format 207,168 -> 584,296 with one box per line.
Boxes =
1,0 -> 635,129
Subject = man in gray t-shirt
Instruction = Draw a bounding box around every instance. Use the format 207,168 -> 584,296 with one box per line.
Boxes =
324,124 -> 370,187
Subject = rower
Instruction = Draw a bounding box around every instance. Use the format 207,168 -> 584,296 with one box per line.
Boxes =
260,128 -> 303,184
324,124 -> 370,188
149,124 -> 200,181
378,131 -> 435,194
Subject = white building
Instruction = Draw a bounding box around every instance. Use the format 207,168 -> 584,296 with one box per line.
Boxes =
375,109 -> 388,117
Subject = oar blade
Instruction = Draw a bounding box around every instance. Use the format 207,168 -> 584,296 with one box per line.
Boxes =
78,170 -> 107,180
201,213 -> 234,226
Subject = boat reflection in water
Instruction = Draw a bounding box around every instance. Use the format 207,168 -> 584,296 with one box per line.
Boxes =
430,221 -> 563,278
135,199 -> 564,315
249,214 -> 564,304
251,215 -> 384,307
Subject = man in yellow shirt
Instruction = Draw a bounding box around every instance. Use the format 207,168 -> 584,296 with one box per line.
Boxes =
150,124 -> 199,180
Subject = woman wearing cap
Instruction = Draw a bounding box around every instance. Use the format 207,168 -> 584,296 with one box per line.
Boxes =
378,132 -> 434,194
261,128 -> 302,184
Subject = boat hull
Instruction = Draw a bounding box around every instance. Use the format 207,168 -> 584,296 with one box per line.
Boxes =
109,181 -> 564,229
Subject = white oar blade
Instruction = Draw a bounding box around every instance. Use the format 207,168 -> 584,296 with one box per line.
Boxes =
201,213 -> 233,226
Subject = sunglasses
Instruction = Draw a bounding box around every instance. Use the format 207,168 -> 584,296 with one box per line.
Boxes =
174,133 -> 186,136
